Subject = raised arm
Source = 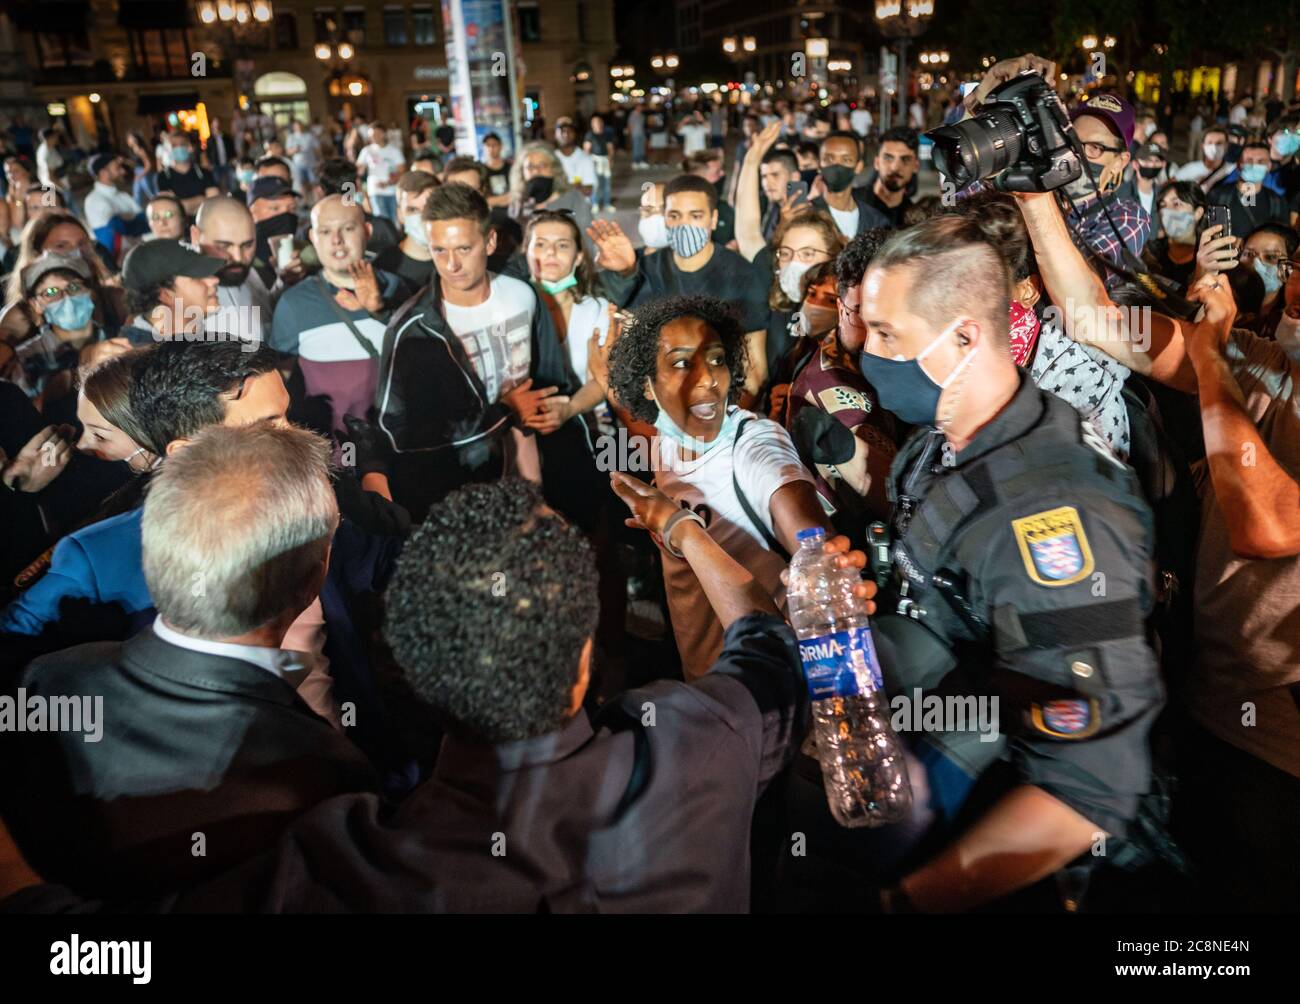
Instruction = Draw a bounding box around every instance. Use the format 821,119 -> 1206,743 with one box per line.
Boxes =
1016,191 -> 1198,392
736,121 -> 781,262
1185,280 -> 1300,559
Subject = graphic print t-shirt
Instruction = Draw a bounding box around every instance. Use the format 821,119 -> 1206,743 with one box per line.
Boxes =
441,273 -> 536,403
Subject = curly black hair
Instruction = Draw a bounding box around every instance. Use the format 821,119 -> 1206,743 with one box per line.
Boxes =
834,228 -> 892,296
606,294 -> 748,425
384,478 -> 598,743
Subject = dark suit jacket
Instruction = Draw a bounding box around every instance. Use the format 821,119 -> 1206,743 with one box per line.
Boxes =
7,629 -> 380,900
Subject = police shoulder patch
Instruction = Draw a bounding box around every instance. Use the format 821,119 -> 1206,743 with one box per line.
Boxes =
1011,505 -> 1095,587
1030,698 -> 1101,739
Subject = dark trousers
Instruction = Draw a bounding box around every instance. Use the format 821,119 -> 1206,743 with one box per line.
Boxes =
1172,720 -> 1300,912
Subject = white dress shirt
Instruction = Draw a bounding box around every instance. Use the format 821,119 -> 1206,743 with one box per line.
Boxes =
83,181 -> 144,232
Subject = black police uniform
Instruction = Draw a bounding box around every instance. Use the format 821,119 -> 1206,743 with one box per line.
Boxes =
878,372 -> 1164,840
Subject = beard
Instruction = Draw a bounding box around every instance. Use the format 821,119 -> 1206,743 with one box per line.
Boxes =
217,263 -> 252,287
879,174 -> 906,193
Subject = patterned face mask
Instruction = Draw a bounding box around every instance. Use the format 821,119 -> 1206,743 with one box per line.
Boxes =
1008,299 -> 1042,367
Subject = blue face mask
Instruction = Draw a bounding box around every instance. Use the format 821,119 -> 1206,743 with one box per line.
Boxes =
170,146 -> 192,165
1240,163 -> 1269,185
857,320 -> 975,427
1274,132 -> 1300,158
652,395 -> 739,456
46,292 -> 95,331
1253,255 -> 1284,296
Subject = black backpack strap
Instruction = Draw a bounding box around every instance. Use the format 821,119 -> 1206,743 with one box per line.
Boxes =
732,415 -> 791,561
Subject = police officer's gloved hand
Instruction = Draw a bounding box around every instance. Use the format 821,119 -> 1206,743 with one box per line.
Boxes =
341,413 -> 388,478
791,408 -> 856,466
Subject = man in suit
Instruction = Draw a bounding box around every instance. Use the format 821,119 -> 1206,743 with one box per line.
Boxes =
206,116 -> 236,193
6,423 -> 379,900
0,341 -> 413,790
1,476 -> 873,913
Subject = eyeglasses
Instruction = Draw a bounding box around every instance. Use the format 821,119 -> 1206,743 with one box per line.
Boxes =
34,279 -> 86,302
150,210 -> 178,221
1239,248 -> 1294,273
1081,141 -> 1125,159
776,245 -> 832,264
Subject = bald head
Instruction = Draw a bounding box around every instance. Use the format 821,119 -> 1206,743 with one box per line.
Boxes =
192,196 -> 257,277
310,194 -> 371,280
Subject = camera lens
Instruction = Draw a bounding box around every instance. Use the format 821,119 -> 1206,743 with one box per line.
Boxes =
928,108 -> 1024,188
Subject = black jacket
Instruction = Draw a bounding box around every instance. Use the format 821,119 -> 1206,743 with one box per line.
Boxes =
372,270 -> 580,519
5,629 -> 379,900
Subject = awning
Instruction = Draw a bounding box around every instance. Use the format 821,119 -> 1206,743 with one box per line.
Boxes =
136,91 -> 201,115
11,1 -> 89,31
117,1 -> 193,29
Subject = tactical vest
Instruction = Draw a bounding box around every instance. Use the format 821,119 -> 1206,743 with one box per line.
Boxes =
875,390 -> 1154,780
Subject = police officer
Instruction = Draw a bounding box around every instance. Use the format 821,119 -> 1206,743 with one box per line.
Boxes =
848,213 -> 1164,913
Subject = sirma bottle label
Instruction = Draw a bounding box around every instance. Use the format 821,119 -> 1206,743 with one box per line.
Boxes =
797,626 -> 883,700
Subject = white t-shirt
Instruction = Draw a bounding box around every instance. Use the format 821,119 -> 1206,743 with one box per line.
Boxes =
358,143 -> 406,197
828,204 -> 860,238
655,409 -> 813,589
440,273 -> 536,403
556,147 -> 597,188
1173,160 -> 1212,183
36,143 -> 63,187
564,294 -> 612,384
678,121 -> 709,156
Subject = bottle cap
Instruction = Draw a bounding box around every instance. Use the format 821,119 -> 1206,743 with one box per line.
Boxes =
796,527 -> 826,541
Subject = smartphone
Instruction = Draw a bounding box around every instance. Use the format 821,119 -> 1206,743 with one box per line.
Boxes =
270,234 -> 295,271
786,179 -> 810,205
1204,205 -> 1232,241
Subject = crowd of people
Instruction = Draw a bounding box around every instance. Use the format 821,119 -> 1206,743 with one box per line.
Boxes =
0,50 -> 1297,915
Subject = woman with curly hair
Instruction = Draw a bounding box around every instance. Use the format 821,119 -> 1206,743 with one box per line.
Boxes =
607,292 -> 839,680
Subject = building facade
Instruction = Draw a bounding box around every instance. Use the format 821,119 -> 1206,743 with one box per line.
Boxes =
5,0 -> 615,147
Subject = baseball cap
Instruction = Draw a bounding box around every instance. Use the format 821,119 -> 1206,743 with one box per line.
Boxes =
21,251 -> 91,295
1135,141 -> 1168,161
88,152 -> 120,178
1071,93 -> 1136,149
121,239 -> 224,292
245,175 -> 300,207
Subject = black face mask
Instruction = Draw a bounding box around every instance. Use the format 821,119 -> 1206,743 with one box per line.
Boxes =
821,164 -> 856,193
218,262 -> 252,287
254,212 -> 297,263
526,175 -> 555,203
1138,164 -> 1163,180
799,168 -> 820,188
1227,142 -> 1244,163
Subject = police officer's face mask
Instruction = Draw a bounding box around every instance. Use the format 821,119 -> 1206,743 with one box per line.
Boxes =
858,319 -> 976,427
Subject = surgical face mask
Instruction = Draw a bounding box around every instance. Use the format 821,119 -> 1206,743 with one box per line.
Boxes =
1160,208 -> 1197,243
525,175 -> 555,203
1142,122 -> 1157,139
651,390 -> 739,456
170,146 -> 192,165
403,212 -> 429,248
779,260 -> 813,303
1253,255 -> 1284,296
46,292 -> 95,331
237,168 -> 256,185
1203,142 -> 1225,161
637,213 -> 670,249
540,270 -> 577,295
1138,164 -> 1163,180
667,222 -> 709,258
1272,132 -> 1300,158
1240,163 -> 1269,185
857,319 -> 976,427
820,164 -> 856,193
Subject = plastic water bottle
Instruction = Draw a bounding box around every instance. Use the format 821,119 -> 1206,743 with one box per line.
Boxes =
787,527 -> 912,828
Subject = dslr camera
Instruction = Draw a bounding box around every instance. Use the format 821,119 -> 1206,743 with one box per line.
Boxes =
928,73 -> 1081,193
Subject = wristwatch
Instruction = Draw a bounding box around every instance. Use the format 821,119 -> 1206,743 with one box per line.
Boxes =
661,508 -> 707,559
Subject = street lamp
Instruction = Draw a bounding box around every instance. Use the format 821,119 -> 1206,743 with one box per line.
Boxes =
874,0 -> 934,122
197,0 -> 273,24
742,36 -> 756,53
723,37 -> 737,55
195,1 -> 274,109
